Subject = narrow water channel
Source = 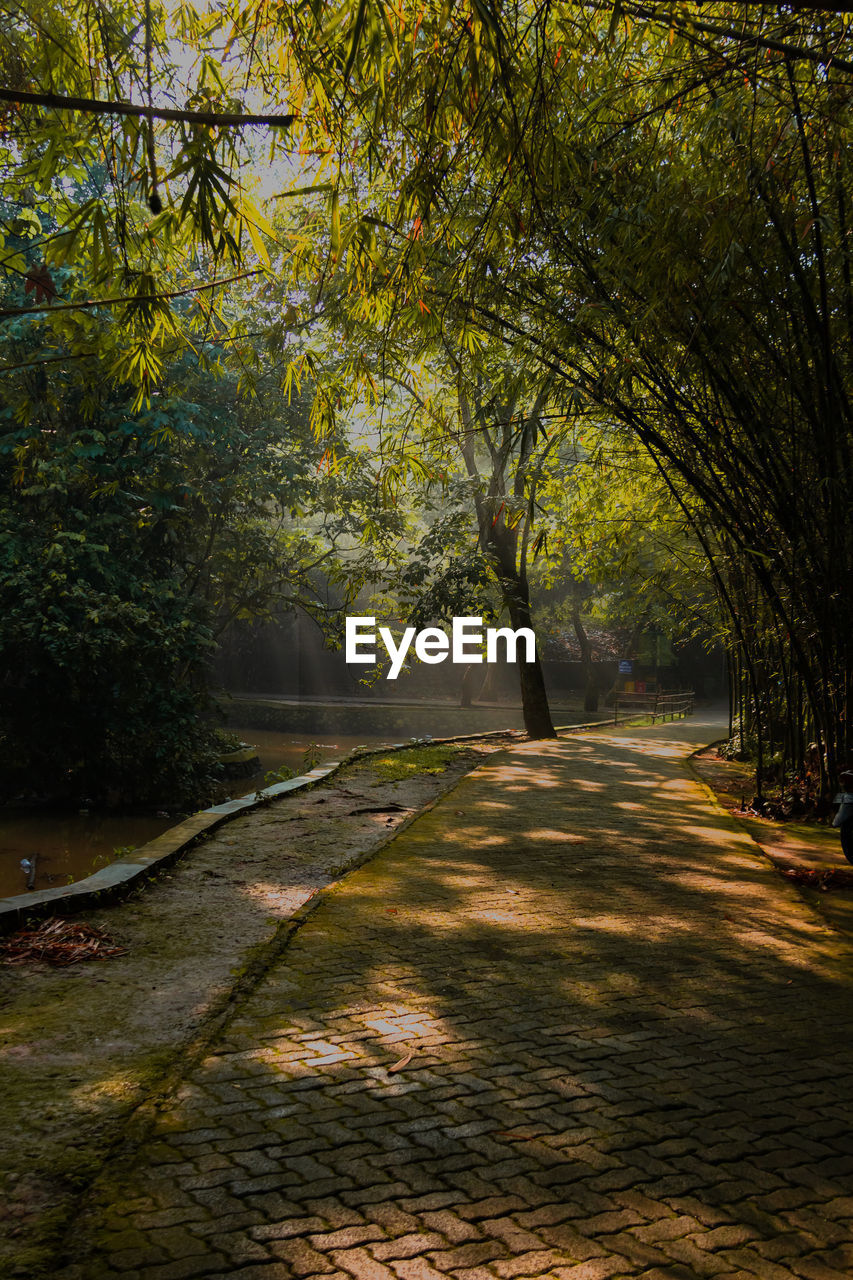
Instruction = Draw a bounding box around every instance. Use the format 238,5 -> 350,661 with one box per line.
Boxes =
0,729 -> 390,899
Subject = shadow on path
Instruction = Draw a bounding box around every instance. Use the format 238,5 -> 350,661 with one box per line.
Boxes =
60,715 -> 853,1280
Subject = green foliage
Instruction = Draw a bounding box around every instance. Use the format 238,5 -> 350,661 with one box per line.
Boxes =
0,403 -> 220,804
393,506 -> 497,628
213,730 -> 249,754
0,174 -> 399,803
533,427 -> 715,650
266,1 -> 853,785
3,0 -> 853,794
260,765 -> 296,791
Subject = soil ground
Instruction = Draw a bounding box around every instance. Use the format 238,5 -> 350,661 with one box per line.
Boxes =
0,740 -> 499,1279
690,743 -> 853,938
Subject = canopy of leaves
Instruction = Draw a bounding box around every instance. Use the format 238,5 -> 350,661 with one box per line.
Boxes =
3,1 -> 853,791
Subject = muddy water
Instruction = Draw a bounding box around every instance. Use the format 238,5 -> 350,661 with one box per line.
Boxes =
0,729 -> 391,899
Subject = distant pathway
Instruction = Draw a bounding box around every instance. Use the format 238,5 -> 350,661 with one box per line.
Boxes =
62,716 -> 853,1280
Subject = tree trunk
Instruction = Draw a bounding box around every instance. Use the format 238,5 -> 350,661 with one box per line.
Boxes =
506,595 -> 556,739
460,664 -> 478,708
456,389 -> 556,740
518,653 -> 557,738
571,595 -> 598,713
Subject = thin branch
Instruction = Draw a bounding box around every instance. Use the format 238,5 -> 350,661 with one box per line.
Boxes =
620,2 -> 853,76
0,86 -> 296,128
0,350 -> 96,373
0,327 -> 269,374
0,269 -> 262,320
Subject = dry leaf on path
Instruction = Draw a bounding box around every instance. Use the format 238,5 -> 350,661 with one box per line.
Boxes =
0,918 -> 127,966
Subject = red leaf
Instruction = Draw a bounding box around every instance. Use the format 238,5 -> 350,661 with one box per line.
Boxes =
24,264 -> 57,304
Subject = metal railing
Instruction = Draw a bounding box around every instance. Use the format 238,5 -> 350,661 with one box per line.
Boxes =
613,690 -> 695,725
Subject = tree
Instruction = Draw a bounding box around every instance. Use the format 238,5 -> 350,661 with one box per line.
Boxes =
0,371 -> 219,804
0,256 -> 388,802
305,313 -> 570,736
271,2 -> 853,793
5,1 -> 853,792
524,425 -> 704,709
452,369 -> 557,737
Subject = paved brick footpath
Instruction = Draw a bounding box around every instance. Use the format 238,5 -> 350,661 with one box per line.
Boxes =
61,718 -> 853,1280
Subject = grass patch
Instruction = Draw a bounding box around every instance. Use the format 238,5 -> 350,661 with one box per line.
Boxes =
367,744 -> 462,783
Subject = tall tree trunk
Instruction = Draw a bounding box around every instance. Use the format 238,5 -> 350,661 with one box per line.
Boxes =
571,589 -> 598,713
506,588 -> 556,739
456,386 -> 555,739
507,596 -> 555,737
460,664 -> 478,708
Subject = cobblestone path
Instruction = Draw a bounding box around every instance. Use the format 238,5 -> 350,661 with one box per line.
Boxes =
62,718 -> 853,1280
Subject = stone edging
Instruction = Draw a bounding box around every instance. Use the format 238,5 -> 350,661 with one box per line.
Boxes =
0,741 -> 421,932
0,713 -> 648,932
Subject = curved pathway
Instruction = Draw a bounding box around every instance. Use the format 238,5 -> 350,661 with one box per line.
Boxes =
62,716 -> 853,1280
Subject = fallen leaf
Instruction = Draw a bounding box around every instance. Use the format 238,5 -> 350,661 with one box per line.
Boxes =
388,1053 -> 414,1073
0,918 -> 127,966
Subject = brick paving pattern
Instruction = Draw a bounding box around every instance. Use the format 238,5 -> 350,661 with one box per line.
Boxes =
61,719 -> 853,1279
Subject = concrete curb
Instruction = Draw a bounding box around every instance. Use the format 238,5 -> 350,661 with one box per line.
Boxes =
0,733 -> 504,932
0,714 -> 669,933
0,756 -> 363,932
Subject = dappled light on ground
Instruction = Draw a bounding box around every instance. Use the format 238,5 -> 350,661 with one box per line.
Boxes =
57,716 -> 853,1280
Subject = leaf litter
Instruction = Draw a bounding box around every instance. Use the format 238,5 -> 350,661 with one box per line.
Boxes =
0,918 -> 128,966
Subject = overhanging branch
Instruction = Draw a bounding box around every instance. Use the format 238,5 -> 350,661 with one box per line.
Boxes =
0,269 -> 262,320
0,86 -> 296,128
